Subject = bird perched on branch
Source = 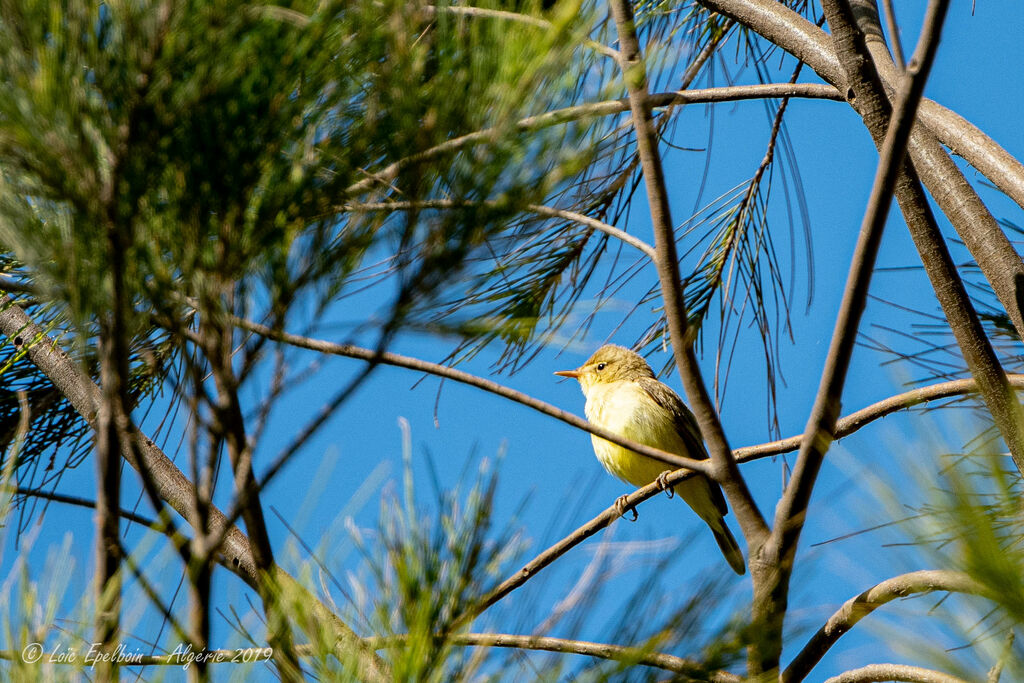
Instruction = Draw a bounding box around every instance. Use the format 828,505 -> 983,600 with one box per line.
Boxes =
555,344 -> 745,575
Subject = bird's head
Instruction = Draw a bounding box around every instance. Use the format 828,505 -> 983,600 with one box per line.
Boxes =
554,344 -> 655,393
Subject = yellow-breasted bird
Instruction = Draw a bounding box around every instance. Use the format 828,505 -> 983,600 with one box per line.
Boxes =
555,344 -> 745,575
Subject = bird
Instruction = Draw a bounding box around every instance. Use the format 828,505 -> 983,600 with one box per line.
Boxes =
555,344 -> 745,575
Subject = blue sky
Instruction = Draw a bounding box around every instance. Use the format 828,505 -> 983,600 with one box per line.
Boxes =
3,2 -> 1023,680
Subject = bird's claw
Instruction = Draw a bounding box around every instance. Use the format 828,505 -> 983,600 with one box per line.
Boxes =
656,471 -> 674,498
614,495 -> 638,522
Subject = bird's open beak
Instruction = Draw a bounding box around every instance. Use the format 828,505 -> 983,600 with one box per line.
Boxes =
553,368 -> 581,379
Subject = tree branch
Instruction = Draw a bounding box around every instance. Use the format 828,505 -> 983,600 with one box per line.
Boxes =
696,0 -> 1024,213
850,0 -> 1024,342
464,372 -> 1024,625
221,315 -> 713,475
734,374 -> 1024,460
823,663 -> 973,683
608,0 -> 769,550
816,0 -> 1024,476
783,570 -> 983,683
345,200 -> 657,259
372,633 -> 741,681
752,0 -> 950,672
227,306 -> 1024,630
344,84 -> 842,198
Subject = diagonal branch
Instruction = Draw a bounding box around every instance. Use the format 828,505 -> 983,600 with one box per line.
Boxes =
223,314 -> 712,474
782,570 -> 984,683
759,0 -> 950,673
809,0 -> 1024,474
457,461 -> 738,628
345,200 -> 657,259
696,0 -> 1024,214
849,0 -> 1024,343
608,0 -> 769,547
735,374 -> 1024,460
775,0 -> 950,579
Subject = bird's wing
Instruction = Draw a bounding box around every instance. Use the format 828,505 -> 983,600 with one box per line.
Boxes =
637,377 -> 728,517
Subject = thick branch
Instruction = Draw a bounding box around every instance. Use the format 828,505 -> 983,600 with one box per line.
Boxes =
850,0 -> 1024,342
756,0 -> 949,673
608,0 -> 768,547
783,570 -> 983,683
823,664 -> 972,683
814,0 -> 1024,475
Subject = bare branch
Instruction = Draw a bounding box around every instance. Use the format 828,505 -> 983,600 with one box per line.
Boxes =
459,463 -> 738,627
783,570 -> 983,683
878,0 -> 905,69
371,633 -> 741,682
222,315 -> 712,474
346,200 -> 657,259
822,663 -> 973,683
758,0 -> 950,672
608,0 -> 769,547
344,84 -> 842,198
815,0 -> 1024,476
775,0 -> 950,577
851,0 -> 1024,342
696,0 -> 1024,212
734,374 -> 1024,460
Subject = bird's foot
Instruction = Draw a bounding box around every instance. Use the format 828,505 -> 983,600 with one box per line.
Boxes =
614,495 -> 638,521
655,471 -> 674,498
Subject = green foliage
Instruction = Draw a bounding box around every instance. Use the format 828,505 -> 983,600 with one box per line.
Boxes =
0,0 -> 613,492
350,446 -> 524,682
861,430 -> 1024,682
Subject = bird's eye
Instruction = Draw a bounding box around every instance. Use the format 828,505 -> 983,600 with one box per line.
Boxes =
596,362 -> 606,371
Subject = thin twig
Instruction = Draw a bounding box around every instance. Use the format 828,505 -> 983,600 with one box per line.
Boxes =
344,83 -> 842,198
221,315 -> 712,475
878,0 -> 905,69
735,374 -> 1024,460
346,200 -> 657,259
372,633 -> 740,681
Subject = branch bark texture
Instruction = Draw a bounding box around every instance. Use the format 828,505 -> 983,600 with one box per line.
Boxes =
608,0 -> 768,551
783,570 -> 983,682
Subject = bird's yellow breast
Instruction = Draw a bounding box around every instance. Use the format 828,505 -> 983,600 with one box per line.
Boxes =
583,380 -> 691,489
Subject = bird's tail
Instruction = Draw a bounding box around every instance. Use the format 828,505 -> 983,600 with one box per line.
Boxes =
711,523 -> 746,575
